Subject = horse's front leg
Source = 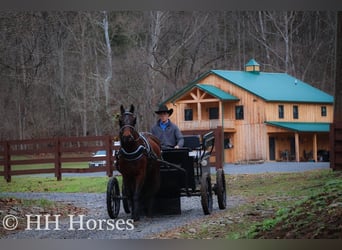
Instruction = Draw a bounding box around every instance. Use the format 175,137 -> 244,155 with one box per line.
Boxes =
131,191 -> 141,221
131,170 -> 146,221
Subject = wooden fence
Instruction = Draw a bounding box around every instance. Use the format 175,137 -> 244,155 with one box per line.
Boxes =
330,122 -> 342,171
0,135 -> 118,182
0,128 -> 223,183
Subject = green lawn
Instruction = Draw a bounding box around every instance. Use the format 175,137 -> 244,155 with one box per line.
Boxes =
152,169 -> 342,239
0,176 -> 118,193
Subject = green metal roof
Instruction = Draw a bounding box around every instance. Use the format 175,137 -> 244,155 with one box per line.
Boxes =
163,65 -> 334,105
195,84 -> 239,101
265,121 -> 331,132
245,58 -> 260,66
211,70 -> 333,103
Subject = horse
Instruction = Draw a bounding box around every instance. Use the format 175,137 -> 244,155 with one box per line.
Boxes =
117,104 -> 161,221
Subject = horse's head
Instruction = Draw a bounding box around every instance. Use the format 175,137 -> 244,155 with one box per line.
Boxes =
119,104 -> 138,145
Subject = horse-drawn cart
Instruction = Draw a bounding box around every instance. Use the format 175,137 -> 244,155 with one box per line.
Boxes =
106,130 -> 227,219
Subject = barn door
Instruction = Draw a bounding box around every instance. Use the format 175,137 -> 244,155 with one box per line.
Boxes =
269,137 -> 275,161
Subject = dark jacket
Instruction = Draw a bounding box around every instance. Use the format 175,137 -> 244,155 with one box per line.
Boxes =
151,119 -> 184,149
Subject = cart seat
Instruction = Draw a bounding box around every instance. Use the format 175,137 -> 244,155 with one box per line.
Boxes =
183,135 -> 202,159
183,135 -> 201,150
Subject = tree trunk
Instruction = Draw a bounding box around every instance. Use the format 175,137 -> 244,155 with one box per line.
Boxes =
103,11 -> 113,111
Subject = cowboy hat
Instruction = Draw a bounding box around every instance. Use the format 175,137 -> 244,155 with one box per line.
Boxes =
155,104 -> 173,116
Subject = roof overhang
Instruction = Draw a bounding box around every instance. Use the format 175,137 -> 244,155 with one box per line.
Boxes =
265,121 -> 331,132
164,83 -> 239,104
195,84 -> 239,101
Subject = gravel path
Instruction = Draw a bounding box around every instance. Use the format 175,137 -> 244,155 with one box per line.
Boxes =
0,192 -> 245,239
221,162 -> 330,174
41,162 -> 330,177
1,162 -> 330,239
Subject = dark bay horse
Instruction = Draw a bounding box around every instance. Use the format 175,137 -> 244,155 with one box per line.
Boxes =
117,104 -> 161,221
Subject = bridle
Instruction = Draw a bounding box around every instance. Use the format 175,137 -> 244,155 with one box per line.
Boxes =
118,111 -> 147,161
119,111 -> 139,142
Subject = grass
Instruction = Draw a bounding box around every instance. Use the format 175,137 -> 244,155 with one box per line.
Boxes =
0,176 -> 116,193
153,169 -> 342,239
247,175 -> 342,238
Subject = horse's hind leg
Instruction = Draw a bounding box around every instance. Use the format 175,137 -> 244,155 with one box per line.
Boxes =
144,165 -> 160,218
144,195 -> 155,218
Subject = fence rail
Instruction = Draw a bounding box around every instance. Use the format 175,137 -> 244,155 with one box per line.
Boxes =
1,128 -> 223,183
0,135 -> 119,182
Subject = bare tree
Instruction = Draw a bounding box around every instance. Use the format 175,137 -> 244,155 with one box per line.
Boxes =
102,11 -> 113,110
0,11 -> 337,139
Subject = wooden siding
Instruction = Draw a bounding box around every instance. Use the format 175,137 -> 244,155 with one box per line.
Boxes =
198,75 -> 269,162
265,103 -> 333,122
167,73 -> 333,163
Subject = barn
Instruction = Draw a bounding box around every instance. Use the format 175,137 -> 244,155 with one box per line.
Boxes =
161,59 -> 334,164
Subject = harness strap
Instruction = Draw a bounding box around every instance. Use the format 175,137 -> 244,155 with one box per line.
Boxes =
140,133 -> 161,161
118,133 -> 159,162
119,145 -> 145,161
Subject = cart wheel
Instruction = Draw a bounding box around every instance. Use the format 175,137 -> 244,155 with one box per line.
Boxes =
106,177 -> 120,219
122,182 -> 131,214
216,168 -> 227,209
201,172 -> 213,215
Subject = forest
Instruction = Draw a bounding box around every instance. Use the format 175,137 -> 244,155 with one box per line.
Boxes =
0,11 -> 337,140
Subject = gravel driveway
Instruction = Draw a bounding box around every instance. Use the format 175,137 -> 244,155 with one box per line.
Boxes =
1,162 -> 330,239
221,162 -> 330,174
1,192 -> 245,239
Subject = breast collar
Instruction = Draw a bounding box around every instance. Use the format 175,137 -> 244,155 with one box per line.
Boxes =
119,133 -> 151,161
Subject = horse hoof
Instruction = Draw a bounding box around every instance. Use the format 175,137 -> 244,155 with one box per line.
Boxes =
132,216 -> 140,221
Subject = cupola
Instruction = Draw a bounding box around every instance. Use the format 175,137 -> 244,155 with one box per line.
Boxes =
245,58 -> 260,73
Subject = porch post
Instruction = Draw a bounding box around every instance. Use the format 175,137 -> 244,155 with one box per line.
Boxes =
313,133 -> 318,162
197,102 -> 201,122
220,101 -> 224,162
295,133 -> 300,162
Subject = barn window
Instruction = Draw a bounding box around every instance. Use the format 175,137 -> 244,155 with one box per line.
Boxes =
321,106 -> 327,117
293,105 -> 299,119
209,107 -> 219,119
184,109 -> 193,121
278,105 -> 284,119
235,105 -> 244,120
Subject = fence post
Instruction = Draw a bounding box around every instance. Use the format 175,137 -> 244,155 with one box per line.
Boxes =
106,135 -> 113,177
55,137 -> 62,181
214,127 -> 223,170
4,141 -> 11,183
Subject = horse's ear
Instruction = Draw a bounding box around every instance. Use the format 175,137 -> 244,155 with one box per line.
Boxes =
120,105 -> 125,114
129,104 -> 135,113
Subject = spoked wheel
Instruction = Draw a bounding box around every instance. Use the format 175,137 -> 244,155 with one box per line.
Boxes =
122,182 -> 131,214
106,177 -> 121,219
200,172 -> 213,215
216,168 -> 227,209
